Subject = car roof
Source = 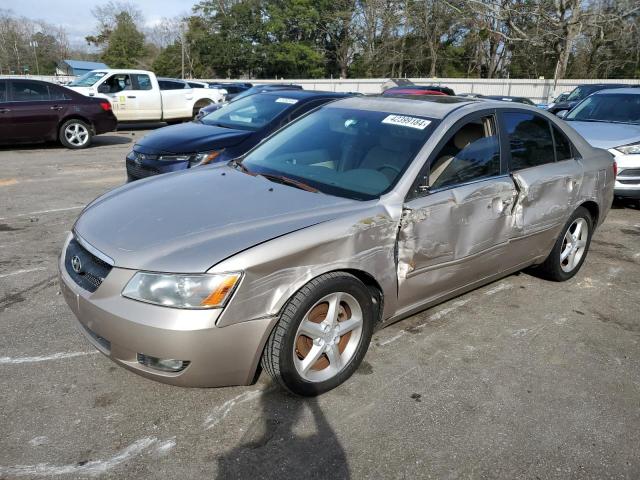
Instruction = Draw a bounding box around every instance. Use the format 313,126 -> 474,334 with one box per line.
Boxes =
325,95 -> 479,119
260,89 -> 351,100
591,87 -> 640,95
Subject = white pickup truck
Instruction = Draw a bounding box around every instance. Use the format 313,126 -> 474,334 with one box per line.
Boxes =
67,69 -> 225,122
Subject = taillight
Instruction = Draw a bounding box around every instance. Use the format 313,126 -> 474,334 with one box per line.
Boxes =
99,101 -> 112,112
613,161 -> 617,178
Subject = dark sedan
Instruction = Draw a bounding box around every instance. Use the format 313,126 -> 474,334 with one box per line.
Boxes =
0,78 -> 117,149
546,83 -> 631,114
126,90 -> 350,181
384,85 -> 455,96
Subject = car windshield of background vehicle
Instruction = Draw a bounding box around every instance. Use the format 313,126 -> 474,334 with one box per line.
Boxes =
566,94 -> 640,125
241,107 -> 436,200
566,86 -> 587,101
200,93 -> 297,131
68,71 -> 107,87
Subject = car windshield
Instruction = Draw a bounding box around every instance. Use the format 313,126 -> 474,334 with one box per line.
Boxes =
240,107 -> 435,200
200,93 -> 298,130
68,71 -> 107,87
566,93 -> 640,125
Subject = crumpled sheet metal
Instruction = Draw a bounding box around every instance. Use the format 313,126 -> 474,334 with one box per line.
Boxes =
213,206 -> 401,327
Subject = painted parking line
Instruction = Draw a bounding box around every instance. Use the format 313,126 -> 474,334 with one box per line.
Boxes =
0,267 -> 47,279
0,351 -> 98,365
0,205 -> 84,221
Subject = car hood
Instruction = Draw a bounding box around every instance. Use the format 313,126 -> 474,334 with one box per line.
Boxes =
74,165 -> 367,273
567,121 -> 640,149
135,122 -> 252,155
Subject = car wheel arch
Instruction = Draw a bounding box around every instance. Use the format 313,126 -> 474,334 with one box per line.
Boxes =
58,114 -> 95,134
578,200 -> 599,226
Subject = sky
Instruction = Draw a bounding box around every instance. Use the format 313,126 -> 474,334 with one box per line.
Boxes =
1,0 -> 200,47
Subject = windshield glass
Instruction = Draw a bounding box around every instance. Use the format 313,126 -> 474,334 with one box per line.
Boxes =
69,71 -> 107,87
566,93 -> 640,124
241,107 -> 435,200
200,93 -> 298,130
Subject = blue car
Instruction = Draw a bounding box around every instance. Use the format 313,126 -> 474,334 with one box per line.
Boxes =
126,90 -> 349,181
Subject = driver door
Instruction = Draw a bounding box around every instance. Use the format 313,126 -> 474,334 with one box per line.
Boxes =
396,112 -> 518,312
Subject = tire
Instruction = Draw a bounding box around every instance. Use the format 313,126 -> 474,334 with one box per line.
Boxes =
59,119 -> 92,149
261,272 -> 375,396
536,206 -> 593,281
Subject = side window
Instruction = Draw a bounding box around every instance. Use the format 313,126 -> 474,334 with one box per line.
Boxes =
133,74 -> 152,91
503,112 -> 555,170
11,81 -> 50,101
552,125 -> 574,161
103,74 -> 132,93
49,86 -> 71,101
428,115 -> 501,189
285,99 -> 327,124
159,80 -> 185,90
0,81 -> 6,102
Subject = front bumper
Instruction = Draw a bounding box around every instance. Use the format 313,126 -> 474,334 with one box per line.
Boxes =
612,151 -> 640,199
58,234 -> 277,387
125,151 -> 190,182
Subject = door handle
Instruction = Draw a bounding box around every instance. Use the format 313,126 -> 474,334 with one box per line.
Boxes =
50,105 -> 64,111
127,96 -> 136,99
0,108 -> 10,113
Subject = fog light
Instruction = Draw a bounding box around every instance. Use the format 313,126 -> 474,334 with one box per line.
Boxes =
137,353 -> 189,373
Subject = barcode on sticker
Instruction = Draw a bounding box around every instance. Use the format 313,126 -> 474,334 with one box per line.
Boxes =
275,98 -> 298,104
382,115 -> 431,130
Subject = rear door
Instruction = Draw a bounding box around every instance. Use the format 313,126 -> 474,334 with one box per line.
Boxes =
499,110 -> 583,262
396,111 -> 518,312
7,80 -> 61,141
158,80 -> 192,120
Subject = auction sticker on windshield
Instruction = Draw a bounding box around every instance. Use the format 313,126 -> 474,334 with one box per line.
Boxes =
382,114 -> 431,130
275,98 -> 298,104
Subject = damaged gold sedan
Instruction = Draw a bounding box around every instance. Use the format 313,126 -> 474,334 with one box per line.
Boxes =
59,96 -> 614,395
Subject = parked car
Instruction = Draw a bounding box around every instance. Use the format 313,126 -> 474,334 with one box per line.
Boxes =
67,69 -> 225,122
546,83 -> 630,114
0,78 -> 117,149
384,85 -> 455,96
382,88 -> 447,97
195,84 -> 303,120
126,90 -> 350,181
563,88 -> 640,200
207,82 -> 252,101
458,94 -> 535,105
60,95 -> 613,395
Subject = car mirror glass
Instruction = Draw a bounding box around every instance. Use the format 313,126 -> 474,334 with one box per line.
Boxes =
97,84 -> 110,94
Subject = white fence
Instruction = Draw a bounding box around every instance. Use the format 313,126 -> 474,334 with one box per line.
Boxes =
3,74 -> 639,103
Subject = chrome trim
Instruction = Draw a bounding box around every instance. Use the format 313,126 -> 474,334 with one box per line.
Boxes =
73,230 -> 115,266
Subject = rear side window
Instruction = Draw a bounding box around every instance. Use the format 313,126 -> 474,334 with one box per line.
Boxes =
49,86 -> 71,101
11,81 -> 50,101
159,80 -> 185,90
552,125 -> 574,161
0,81 -> 6,102
133,74 -> 152,90
503,112 -> 555,170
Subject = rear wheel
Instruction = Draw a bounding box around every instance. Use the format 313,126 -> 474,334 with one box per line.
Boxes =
261,272 -> 374,396
536,206 -> 593,281
192,99 -> 213,119
59,119 -> 92,149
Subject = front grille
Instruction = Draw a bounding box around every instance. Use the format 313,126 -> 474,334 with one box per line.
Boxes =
64,238 -> 113,293
618,168 -> 640,177
126,160 -> 160,180
618,179 -> 640,185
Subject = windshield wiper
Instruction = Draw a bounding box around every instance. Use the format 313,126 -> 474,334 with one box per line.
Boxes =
229,158 -> 251,174
258,173 -> 319,193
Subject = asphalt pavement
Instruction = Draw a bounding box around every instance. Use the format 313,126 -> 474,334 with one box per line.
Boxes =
1,130 -> 639,479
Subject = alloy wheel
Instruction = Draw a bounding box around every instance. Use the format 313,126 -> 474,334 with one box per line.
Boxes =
64,123 -> 89,147
560,217 -> 588,273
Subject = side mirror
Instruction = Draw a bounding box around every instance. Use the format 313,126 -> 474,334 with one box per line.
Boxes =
97,84 -> 110,94
555,110 -> 568,119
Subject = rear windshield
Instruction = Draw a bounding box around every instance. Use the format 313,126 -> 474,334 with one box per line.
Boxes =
200,93 -> 298,130
69,71 -> 106,87
566,93 -> 640,125
240,107 -> 436,200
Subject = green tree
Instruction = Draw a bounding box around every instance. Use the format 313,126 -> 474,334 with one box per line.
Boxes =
87,10 -> 146,68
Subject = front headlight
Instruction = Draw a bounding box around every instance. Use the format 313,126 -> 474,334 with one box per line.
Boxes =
157,154 -> 191,162
190,150 -> 224,167
615,142 -> 640,155
122,272 -> 241,309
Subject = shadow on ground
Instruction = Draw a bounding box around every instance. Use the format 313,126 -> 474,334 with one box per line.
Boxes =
215,390 -> 350,479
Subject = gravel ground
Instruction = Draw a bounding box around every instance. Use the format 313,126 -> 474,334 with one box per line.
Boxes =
1,130 -> 639,479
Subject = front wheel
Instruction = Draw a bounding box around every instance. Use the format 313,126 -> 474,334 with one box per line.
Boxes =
536,206 -> 593,281
59,119 -> 92,149
261,272 -> 374,396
